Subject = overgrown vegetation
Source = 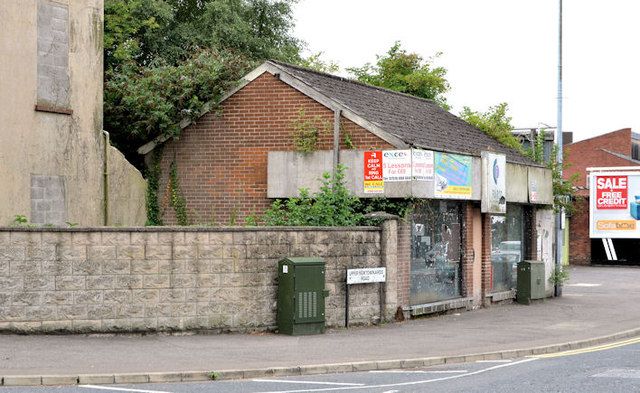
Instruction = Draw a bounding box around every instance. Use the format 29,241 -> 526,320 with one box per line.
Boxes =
348,41 -> 451,110
145,147 -> 164,226
549,265 -> 570,287
459,103 -> 523,152
289,107 -> 330,155
257,165 -> 414,227
166,160 -> 190,225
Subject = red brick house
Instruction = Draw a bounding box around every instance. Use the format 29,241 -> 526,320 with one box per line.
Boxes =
564,128 -> 640,265
140,61 -> 554,311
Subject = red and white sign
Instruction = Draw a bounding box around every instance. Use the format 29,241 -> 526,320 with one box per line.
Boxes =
364,151 -> 384,193
595,175 -> 628,209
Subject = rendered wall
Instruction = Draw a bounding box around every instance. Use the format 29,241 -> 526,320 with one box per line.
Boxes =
0,226 -> 397,333
0,1 -> 146,226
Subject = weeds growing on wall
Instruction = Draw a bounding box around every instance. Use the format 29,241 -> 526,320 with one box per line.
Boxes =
289,107 -> 331,155
145,147 -> 164,226
167,160 -> 189,225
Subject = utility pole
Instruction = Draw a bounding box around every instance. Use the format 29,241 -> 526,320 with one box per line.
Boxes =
555,0 -> 564,296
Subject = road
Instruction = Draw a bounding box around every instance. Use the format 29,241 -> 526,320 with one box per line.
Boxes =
2,337 -> 640,392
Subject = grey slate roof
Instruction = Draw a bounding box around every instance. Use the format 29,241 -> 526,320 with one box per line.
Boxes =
269,60 -> 539,166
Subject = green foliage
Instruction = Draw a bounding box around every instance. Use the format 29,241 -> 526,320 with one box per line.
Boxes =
104,48 -> 250,164
356,197 -> 416,225
145,147 -> 164,226
104,0 -> 302,69
549,266 -> 570,287
298,52 -> 339,74
459,103 -> 523,152
289,107 -> 330,155
348,41 -> 450,109
262,164 -> 362,226
526,132 -> 581,215
168,160 -> 189,225
11,215 -> 38,227
66,222 -> 79,227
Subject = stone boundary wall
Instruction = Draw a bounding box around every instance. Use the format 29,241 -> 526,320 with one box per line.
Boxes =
0,225 -> 398,334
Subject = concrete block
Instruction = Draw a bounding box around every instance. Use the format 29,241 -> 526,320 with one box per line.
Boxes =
242,368 -> 271,379
41,375 -> 78,385
173,245 -> 197,259
180,371 -> 211,381
299,365 -> 328,375
87,246 -> 116,260
114,373 -> 149,384
117,245 -> 145,260
147,372 -> 183,383
351,361 -> 378,372
78,374 -> 115,384
213,370 -> 244,381
376,359 -> 402,370
3,375 -> 42,386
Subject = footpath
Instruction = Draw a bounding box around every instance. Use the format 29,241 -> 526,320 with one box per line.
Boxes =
1,265 -> 640,386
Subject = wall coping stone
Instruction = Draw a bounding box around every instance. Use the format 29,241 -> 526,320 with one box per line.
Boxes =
0,226 -> 381,233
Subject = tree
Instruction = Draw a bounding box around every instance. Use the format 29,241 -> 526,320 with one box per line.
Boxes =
104,0 -> 302,70
459,103 -> 523,152
347,41 -> 450,109
104,48 -> 251,166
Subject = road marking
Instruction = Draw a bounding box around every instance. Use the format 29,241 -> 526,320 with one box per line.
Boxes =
370,370 -> 467,374
252,379 -> 364,386
530,337 -> 640,358
79,386 -> 173,393
592,368 -> 640,379
247,358 -> 538,393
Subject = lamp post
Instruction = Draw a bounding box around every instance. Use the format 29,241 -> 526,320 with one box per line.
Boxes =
555,0 -> 564,296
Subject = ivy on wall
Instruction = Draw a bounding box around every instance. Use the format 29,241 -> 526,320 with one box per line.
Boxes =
145,147 -> 164,226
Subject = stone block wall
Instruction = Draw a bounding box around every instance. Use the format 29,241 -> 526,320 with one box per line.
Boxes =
0,226 -> 395,334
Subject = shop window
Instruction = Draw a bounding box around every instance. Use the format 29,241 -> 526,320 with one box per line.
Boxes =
490,205 -> 525,292
410,200 -> 462,305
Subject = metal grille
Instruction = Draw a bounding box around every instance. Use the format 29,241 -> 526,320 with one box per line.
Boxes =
297,291 -> 318,319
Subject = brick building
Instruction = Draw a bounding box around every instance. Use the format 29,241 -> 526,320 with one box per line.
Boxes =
565,128 -> 640,265
141,61 -> 554,312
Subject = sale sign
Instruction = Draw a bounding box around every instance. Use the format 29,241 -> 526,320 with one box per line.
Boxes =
595,175 -> 628,209
364,151 -> 384,193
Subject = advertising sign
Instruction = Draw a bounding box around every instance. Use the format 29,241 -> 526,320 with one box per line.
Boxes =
434,152 -> 473,199
590,172 -> 640,238
382,150 -> 412,181
412,150 -> 434,181
364,151 -> 384,193
481,152 -> 506,213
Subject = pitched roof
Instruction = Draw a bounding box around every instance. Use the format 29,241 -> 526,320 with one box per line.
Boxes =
140,60 -> 540,166
264,60 -> 538,166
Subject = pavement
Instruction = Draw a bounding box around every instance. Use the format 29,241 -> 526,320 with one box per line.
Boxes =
1,265 -> 640,386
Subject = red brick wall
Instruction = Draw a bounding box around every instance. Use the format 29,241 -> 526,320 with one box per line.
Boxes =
396,219 -> 411,307
461,202 -> 474,298
569,198 -> 591,265
481,213 -> 492,304
157,72 -> 394,225
564,128 -> 639,265
565,128 -> 633,190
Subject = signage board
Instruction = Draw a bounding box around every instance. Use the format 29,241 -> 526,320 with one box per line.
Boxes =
412,150 -> 434,181
364,151 -> 384,194
382,150 -> 412,181
481,152 -> 506,213
590,171 -> 640,238
346,268 -> 386,284
434,152 -> 473,199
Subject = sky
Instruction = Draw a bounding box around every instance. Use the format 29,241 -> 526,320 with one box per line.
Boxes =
292,0 -> 640,143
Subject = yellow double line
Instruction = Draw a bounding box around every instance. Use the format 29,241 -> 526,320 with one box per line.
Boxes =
529,336 -> 640,358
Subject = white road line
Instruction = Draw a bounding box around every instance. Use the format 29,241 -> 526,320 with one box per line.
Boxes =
252,379 -> 364,386
248,358 -> 539,393
79,386 -> 173,393
370,370 -> 467,374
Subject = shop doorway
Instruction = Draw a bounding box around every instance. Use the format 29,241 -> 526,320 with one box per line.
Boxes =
410,200 -> 463,305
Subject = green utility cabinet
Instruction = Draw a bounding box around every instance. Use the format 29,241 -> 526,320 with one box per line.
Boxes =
517,260 -> 545,305
277,257 -> 329,335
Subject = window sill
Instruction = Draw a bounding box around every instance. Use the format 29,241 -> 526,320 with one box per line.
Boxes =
35,105 -> 73,115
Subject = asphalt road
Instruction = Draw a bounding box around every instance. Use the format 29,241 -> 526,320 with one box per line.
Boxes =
3,337 -> 640,393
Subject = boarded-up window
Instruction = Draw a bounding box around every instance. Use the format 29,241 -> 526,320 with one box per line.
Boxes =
36,0 -> 70,112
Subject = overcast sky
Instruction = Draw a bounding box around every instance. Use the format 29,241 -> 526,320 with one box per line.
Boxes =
293,0 -> 640,143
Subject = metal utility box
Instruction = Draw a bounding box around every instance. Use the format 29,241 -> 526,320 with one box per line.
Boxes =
517,260 -> 545,305
277,257 -> 329,335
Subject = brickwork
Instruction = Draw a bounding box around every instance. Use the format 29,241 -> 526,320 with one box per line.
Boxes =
0,226 -> 398,334
460,202 -> 474,297
569,198 -> 591,265
481,213 -> 492,305
158,72 -> 394,225
396,220 -> 411,307
564,128 -> 639,265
